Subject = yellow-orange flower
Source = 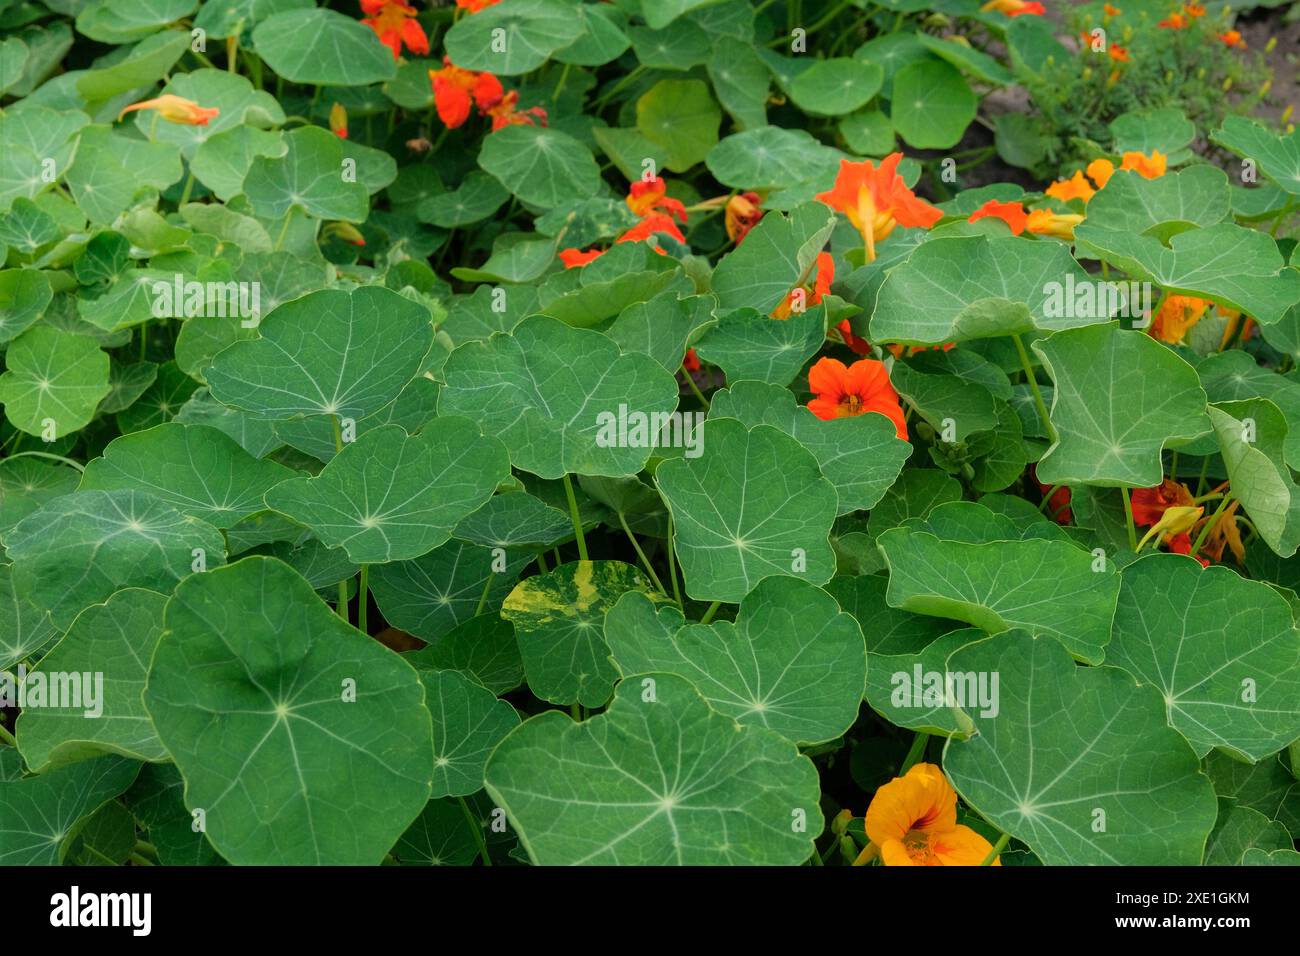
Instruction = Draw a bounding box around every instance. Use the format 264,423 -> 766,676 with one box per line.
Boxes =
858,763 -> 1001,866
329,102 -> 348,139
1045,170 -> 1096,203
118,94 -> 220,126
1159,12 -> 1187,29
1183,3 -> 1206,16
626,176 -> 687,223
815,154 -> 942,262
1104,3 -> 1122,13
773,252 -> 833,320
1120,149 -> 1167,179
1026,209 -> 1084,240
725,191 -> 763,244
1086,157 -> 1115,189
1150,294 -> 1209,343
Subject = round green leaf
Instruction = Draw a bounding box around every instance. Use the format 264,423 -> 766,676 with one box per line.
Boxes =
607,577 -> 866,745
143,556 -> 434,865
443,0 -> 583,75
16,588 -> 169,772
891,60 -> 976,150
789,57 -> 882,117
655,418 -> 839,603
484,673 -> 823,865
478,125 -> 601,210
251,8 -> 396,86
1032,323 -> 1211,487
0,267 -> 52,343
423,669 -> 520,798
635,78 -> 720,173
264,420 -> 510,565
439,315 -> 679,479
80,422 -> 297,528
0,754 -> 140,865
1110,555 -> 1300,761
242,125 -> 370,223
406,613 -> 525,696
0,563 -> 60,671
942,630 -> 1220,865
0,325 -> 109,438
6,489 -> 226,630
206,286 -> 433,421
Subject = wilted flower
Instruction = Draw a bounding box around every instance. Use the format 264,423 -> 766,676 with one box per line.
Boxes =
118,94 -> 219,126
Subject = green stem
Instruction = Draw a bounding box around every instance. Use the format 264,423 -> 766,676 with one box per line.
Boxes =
2,450 -> 84,472
616,512 -> 666,595
535,549 -> 548,574
139,321 -> 148,361
0,722 -> 17,748
1196,456 -> 1211,496
1169,450 -> 1179,481
457,796 -> 492,866
561,474 -> 589,560
474,571 -> 494,617
570,702 -> 581,721
1190,493 -> 1235,557
700,600 -> 721,625
1037,484 -> 1061,513
1012,333 -> 1056,444
899,731 -> 930,775
129,852 -> 155,867
666,514 -> 683,608
1271,197 -> 1295,238
1121,486 -> 1138,552
134,840 -> 159,860
179,169 -> 196,205
804,0 -> 854,35
357,565 -> 368,635
684,372 -> 710,411
981,831 -> 1010,866
275,206 -> 297,251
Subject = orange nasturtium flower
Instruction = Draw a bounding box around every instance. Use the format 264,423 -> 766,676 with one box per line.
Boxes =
1196,500 -> 1245,564
1046,170 -> 1097,204
816,154 -> 942,262
455,0 -> 501,11
725,191 -> 763,244
1086,158 -> 1116,189
1103,3 -> 1122,14
1026,209 -> 1085,240
118,94 -> 219,126
980,0 -> 1045,15
329,102 -> 348,139
558,208 -> 689,268
361,0 -> 430,59
1183,3 -> 1206,16
627,176 -> 688,224
1219,30 -> 1246,48
430,59 -> 502,128
483,90 -> 547,131
1159,12 -> 1188,28
1108,43 -> 1130,62
1121,149 -> 1168,179
968,199 -> 1029,235
855,764 -> 1001,866
806,356 -> 908,440
1131,479 -> 1198,528
559,248 -> 604,269
773,252 -> 834,320
1150,295 -> 1210,344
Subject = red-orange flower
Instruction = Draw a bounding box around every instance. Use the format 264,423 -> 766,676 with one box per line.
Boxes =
627,176 -> 688,224
968,199 -> 1028,235
1108,43 -> 1130,62
361,0 -> 429,59
816,154 -> 942,261
118,94 -> 219,126
1219,30 -> 1246,48
682,348 -> 700,372
429,59 -> 503,128
1104,3 -> 1122,14
1131,479 -> 1197,526
455,0 -> 501,10
725,191 -> 763,244
1183,3 -> 1206,16
807,356 -> 907,440
1159,12 -> 1187,28
981,0 -> 1045,15
773,252 -> 833,320
558,248 -> 604,268
484,90 -> 547,131
620,212 -> 686,246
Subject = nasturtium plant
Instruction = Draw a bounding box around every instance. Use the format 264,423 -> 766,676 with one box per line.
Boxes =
1,0 -> 1298,876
